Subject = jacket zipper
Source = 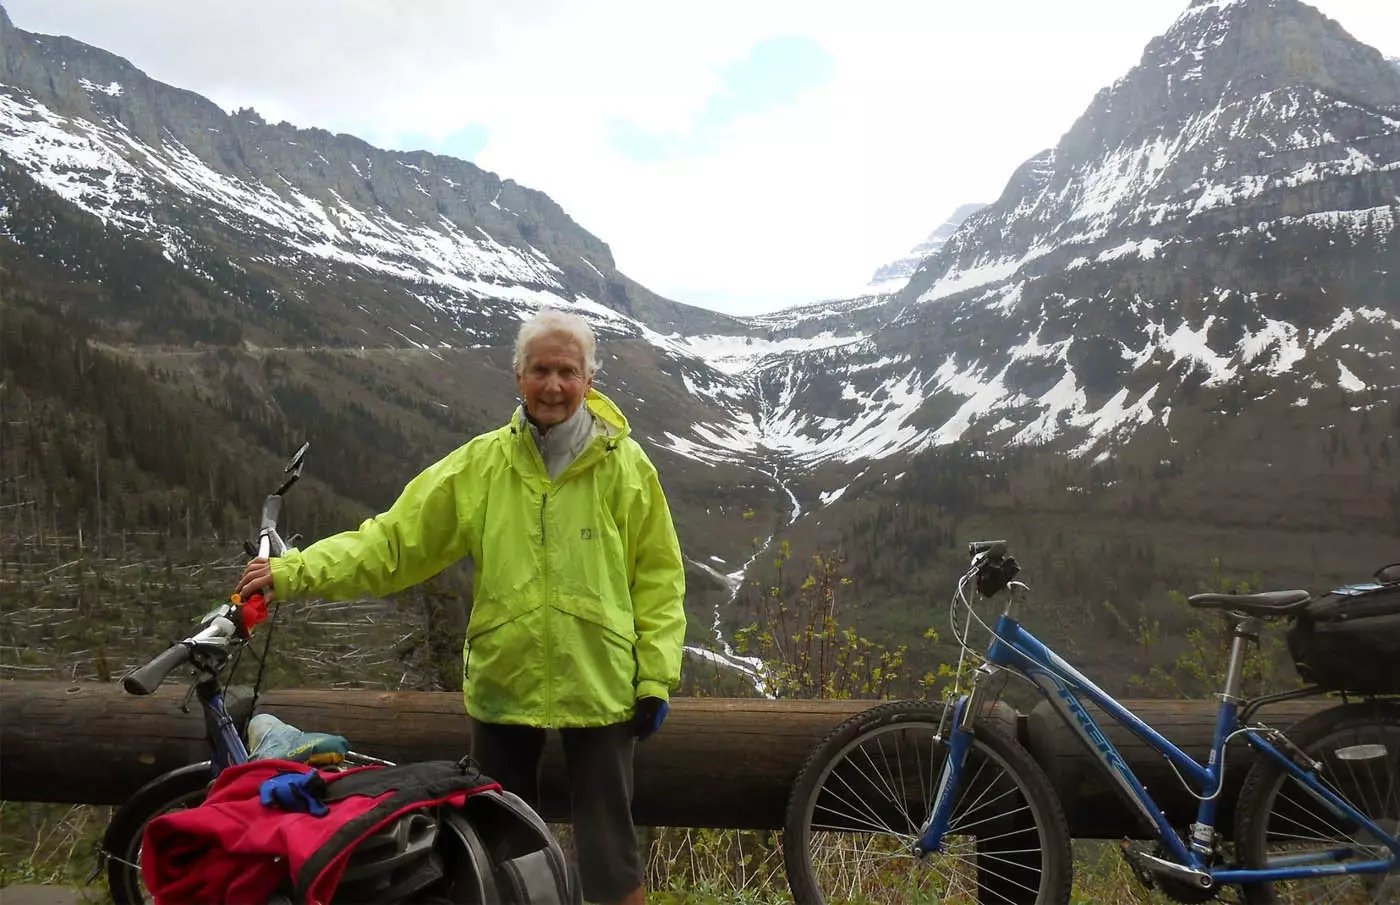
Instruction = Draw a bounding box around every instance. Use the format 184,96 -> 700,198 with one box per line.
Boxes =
540,491 -> 552,723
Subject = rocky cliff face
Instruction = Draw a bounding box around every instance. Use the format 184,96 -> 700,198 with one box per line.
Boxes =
850,0 -> 1400,465
909,0 -> 1400,312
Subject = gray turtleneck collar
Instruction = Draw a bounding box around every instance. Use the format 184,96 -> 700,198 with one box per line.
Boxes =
523,401 -> 597,479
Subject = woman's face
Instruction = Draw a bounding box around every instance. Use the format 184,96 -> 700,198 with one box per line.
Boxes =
517,333 -> 592,426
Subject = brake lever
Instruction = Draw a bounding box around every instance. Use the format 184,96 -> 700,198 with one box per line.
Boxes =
180,674 -> 197,714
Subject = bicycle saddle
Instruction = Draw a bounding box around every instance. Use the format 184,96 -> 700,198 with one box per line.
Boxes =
1187,589 -> 1311,617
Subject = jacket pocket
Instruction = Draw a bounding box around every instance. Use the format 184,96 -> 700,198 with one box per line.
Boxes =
463,609 -> 543,716
467,577 -> 545,640
552,593 -> 635,643
550,600 -> 638,718
464,591 -> 535,684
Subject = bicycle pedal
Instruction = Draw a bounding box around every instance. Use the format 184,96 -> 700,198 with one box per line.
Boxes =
1117,839 -> 1156,889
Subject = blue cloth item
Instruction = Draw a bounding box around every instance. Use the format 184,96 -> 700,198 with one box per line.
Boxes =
259,770 -> 329,817
632,697 -> 669,741
248,713 -> 350,765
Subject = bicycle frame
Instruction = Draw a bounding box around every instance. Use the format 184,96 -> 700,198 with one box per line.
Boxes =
196,670 -> 251,771
919,608 -> 1400,885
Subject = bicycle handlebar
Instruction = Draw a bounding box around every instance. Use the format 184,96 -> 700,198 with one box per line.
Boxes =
968,539 -> 1008,560
122,611 -> 241,695
963,539 -> 1019,598
122,643 -> 193,695
121,443 -> 305,697
261,495 -> 283,536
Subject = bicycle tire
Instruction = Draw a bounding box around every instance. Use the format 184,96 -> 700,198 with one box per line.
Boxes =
105,763 -> 214,905
1234,700 -> 1400,904
782,700 -> 1072,905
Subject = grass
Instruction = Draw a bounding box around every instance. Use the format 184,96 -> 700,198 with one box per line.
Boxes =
1,813 -> 1205,905
0,803 -> 106,892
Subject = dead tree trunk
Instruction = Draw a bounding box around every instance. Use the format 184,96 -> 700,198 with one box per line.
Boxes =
0,680 -> 1333,835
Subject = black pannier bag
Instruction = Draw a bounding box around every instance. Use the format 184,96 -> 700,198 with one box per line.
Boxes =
1286,563 -> 1400,695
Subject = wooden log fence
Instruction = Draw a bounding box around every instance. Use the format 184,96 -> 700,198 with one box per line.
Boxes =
0,680 -> 1331,837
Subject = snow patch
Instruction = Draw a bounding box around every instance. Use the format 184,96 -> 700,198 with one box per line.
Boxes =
1096,237 -> 1163,262
665,330 -> 863,377
1337,361 -> 1366,392
78,78 -> 123,97
917,245 -> 1053,304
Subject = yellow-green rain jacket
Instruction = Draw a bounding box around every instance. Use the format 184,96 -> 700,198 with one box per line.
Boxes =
270,389 -> 687,727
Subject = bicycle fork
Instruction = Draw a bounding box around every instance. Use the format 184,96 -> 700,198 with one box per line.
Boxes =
914,696 -> 973,857
915,663 -> 1006,857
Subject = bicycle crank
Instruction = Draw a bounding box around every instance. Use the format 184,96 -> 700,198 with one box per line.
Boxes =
1119,842 -> 1219,903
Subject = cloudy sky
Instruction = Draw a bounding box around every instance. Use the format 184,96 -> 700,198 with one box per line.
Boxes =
6,1 -> 1397,316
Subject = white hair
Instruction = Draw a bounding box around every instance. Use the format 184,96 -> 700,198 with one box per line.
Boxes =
514,309 -> 598,376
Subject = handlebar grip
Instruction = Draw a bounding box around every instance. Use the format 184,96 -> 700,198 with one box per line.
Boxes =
122,643 -> 193,696
968,539 -> 1008,558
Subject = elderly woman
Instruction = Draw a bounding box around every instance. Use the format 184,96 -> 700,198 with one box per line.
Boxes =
235,308 -> 687,905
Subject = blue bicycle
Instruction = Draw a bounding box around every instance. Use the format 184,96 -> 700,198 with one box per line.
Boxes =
783,540 -> 1400,903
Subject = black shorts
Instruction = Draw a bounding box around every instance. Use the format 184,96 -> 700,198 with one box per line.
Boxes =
470,719 -> 640,902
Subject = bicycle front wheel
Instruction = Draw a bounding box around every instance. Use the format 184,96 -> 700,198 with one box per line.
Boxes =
104,764 -> 213,905
1235,701 -> 1400,904
782,700 -> 1072,905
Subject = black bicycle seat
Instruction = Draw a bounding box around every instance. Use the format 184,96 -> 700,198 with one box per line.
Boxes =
1186,589 -> 1311,617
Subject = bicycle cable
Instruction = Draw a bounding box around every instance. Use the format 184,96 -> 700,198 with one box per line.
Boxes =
949,567 -> 1007,666
1167,726 -> 1254,801
947,567 -> 1060,701
947,566 -> 979,696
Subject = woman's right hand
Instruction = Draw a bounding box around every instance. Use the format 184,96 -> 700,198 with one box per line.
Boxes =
235,557 -> 275,602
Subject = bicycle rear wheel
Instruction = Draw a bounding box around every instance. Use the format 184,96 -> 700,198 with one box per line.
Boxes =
782,700 -> 1072,904
1235,701 -> 1400,904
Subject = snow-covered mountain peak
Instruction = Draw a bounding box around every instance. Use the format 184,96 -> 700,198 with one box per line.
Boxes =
866,203 -> 987,294
906,0 -> 1400,313
855,0 -> 1400,466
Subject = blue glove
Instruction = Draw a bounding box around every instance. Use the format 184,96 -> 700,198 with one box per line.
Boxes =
632,697 -> 669,741
259,770 -> 329,817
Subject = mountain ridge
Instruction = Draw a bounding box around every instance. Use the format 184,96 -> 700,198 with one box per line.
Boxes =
0,2 -> 745,342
